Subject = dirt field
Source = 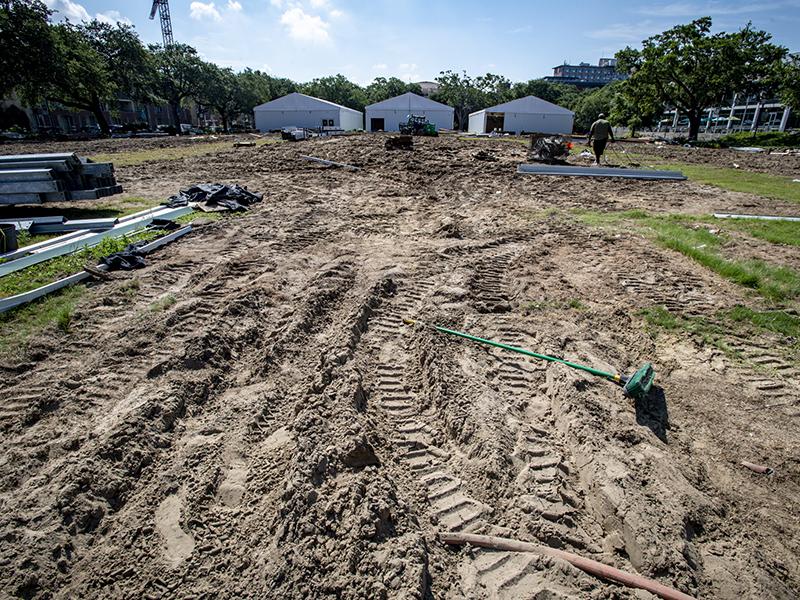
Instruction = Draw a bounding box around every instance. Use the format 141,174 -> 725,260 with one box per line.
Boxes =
1,134 -> 798,599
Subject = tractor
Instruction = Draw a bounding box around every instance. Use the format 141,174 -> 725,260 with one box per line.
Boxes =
399,114 -> 438,136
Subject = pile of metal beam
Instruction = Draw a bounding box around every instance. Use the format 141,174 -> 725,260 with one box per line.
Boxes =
0,205 -> 193,278
0,153 -> 122,206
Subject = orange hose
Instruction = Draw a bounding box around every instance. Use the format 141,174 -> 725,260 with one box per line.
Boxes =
439,532 -> 695,600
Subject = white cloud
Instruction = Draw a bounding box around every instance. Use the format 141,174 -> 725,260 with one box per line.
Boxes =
227,0 -> 243,11
270,0 -> 284,7
398,63 -> 421,82
587,21 -> 663,42
310,0 -> 329,7
372,63 -> 388,70
190,2 -> 222,22
329,8 -> 344,18
95,10 -> 132,26
44,0 -> 90,21
46,1 -> 134,25
280,7 -> 331,43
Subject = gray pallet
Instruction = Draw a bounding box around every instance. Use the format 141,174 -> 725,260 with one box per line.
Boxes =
517,164 -> 687,180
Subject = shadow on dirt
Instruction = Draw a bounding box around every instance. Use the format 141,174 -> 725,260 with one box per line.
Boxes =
635,386 -> 670,443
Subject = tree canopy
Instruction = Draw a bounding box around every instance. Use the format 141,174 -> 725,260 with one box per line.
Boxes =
616,17 -> 787,139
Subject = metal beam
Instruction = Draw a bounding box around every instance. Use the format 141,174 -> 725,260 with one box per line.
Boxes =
0,225 -> 192,314
300,155 -> 360,170
517,164 -> 686,180
714,213 -> 800,222
0,206 -> 192,278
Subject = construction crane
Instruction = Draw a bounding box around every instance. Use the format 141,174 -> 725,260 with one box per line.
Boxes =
149,0 -> 174,47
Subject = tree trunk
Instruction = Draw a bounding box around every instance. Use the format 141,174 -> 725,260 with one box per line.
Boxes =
89,98 -> 111,136
687,111 -> 702,140
222,114 -> 229,133
169,101 -> 181,134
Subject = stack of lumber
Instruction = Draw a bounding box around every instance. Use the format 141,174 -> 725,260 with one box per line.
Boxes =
0,153 -> 122,205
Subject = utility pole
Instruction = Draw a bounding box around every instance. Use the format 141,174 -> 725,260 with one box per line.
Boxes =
149,0 -> 174,47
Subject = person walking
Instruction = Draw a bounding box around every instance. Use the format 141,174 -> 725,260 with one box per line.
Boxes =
588,113 -> 614,166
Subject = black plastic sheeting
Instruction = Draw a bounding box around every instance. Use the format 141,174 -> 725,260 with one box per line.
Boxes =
100,220 -> 182,271
164,184 -> 263,212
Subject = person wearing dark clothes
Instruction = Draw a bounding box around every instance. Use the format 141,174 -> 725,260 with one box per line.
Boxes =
588,113 -> 614,165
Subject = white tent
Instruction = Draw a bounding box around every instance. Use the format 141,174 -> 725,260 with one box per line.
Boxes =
365,92 -> 454,132
468,96 -> 574,135
253,92 -> 363,132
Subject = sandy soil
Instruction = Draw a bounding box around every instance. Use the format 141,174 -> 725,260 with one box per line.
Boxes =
1,135 -> 798,599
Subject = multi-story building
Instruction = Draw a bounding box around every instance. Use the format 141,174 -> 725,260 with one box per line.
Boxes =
0,94 -> 197,134
543,58 -> 627,88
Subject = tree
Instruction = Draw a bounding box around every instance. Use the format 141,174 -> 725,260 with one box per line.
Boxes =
779,60 -> 800,111
365,77 -> 422,105
475,73 -> 512,107
510,79 -> 581,108
150,43 -> 207,131
33,21 -> 152,135
199,64 -> 244,132
616,18 -> 787,139
572,84 -> 617,132
0,0 -> 57,100
432,70 -> 484,130
609,80 -> 662,137
301,74 -> 366,112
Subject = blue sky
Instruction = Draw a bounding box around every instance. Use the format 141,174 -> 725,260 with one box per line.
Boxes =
45,1 -> 800,84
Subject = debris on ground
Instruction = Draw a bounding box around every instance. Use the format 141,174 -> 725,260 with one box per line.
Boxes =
385,135 -> 413,150
164,183 -> 263,211
528,134 -> 570,163
299,155 -> 360,171
473,149 -> 498,161
740,461 -> 774,475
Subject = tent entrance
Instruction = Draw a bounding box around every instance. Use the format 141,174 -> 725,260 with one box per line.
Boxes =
486,112 -> 505,132
370,118 -> 385,132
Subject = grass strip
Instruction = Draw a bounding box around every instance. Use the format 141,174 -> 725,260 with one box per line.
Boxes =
0,285 -> 85,356
0,230 -> 162,298
576,210 -> 800,302
616,150 -> 800,204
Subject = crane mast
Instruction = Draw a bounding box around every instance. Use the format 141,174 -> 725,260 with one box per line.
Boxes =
149,0 -> 174,47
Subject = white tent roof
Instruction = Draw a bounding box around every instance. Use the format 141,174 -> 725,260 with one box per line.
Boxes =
471,95 -> 574,116
366,92 -> 453,112
254,92 -> 362,114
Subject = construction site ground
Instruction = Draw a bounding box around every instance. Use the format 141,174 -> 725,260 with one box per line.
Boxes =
1,133 -> 798,599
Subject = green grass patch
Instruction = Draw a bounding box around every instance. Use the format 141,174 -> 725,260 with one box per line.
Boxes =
0,285 -> 85,357
727,305 -> 800,340
149,294 -> 177,312
717,219 -> 800,247
0,231 -> 161,299
575,210 -> 800,302
668,163 -> 800,205
640,304 -> 799,365
149,294 -> 176,312
90,137 -> 277,167
618,150 -> 800,204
